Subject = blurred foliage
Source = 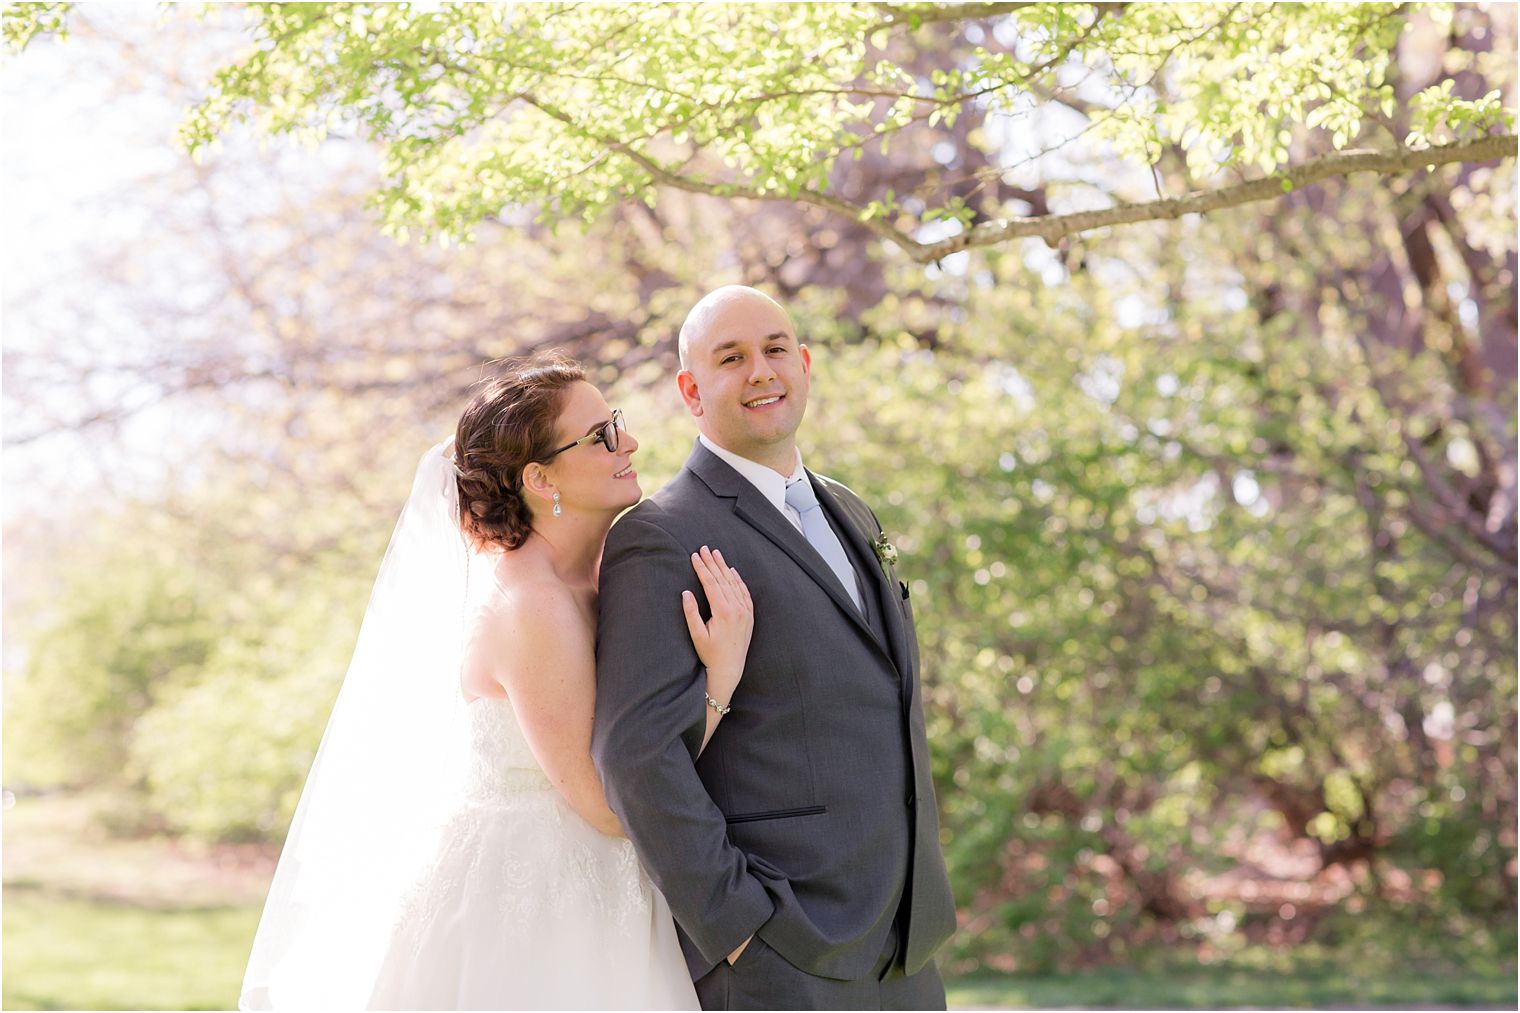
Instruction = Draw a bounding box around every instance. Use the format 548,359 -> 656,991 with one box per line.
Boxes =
170,2 -> 1514,246
1,2 -> 70,52
808,184 -> 1518,967
4,492 -> 380,840
3,0 -> 1515,977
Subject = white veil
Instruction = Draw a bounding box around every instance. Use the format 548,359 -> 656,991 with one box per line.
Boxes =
241,439 -> 477,1010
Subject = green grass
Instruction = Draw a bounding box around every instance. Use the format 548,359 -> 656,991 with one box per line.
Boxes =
4,791 -> 267,1011
4,792 -> 1515,1010
8,884 -> 1513,1011
945,960 -> 1518,1009
2,885 -> 261,1011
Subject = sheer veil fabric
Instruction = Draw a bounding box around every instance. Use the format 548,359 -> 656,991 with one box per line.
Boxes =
241,440 -> 478,1009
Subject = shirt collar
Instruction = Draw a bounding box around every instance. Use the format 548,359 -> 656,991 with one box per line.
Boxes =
698,434 -> 805,517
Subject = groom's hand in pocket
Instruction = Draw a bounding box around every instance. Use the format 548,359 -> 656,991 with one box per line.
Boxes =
726,935 -> 752,965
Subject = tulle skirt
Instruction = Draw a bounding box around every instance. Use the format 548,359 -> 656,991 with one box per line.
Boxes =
366,785 -> 698,1010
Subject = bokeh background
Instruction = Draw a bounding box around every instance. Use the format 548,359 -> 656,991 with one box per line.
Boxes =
3,3 -> 1516,1009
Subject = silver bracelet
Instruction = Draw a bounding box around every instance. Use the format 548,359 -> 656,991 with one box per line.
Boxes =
705,692 -> 732,716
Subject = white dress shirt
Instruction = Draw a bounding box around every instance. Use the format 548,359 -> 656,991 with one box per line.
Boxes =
698,434 -> 806,534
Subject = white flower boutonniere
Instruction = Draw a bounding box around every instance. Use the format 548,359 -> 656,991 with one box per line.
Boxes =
871,531 -> 898,569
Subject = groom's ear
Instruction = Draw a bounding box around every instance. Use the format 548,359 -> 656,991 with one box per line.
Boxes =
677,370 -> 703,417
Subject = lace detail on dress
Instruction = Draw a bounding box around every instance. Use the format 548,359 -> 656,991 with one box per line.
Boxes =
461,697 -> 552,798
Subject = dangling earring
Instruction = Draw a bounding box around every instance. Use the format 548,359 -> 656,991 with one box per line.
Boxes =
552,491 -> 562,518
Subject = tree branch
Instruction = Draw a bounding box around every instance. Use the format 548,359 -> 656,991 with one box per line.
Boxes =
515,92 -> 927,255
915,135 -> 1519,262
873,2 -> 1037,26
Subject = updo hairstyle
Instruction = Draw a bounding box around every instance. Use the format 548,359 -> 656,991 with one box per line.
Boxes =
453,352 -> 585,551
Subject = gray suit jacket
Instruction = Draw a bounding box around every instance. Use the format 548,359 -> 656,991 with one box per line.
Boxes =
592,440 -> 955,981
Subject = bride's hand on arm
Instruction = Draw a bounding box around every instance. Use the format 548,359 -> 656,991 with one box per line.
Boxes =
681,546 -> 753,754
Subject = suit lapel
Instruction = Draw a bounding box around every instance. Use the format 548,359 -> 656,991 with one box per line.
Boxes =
812,475 -> 912,680
687,443 -> 888,656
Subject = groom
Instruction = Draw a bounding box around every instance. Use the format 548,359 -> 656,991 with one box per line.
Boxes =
592,286 -> 955,1009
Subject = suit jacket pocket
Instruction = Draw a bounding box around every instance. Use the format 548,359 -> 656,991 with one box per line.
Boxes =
724,805 -> 827,825
731,932 -> 768,971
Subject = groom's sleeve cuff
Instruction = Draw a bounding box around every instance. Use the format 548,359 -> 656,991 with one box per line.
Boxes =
700,880 -> 773,974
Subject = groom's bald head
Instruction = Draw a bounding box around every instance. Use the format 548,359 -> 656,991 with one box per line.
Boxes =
677,286 -> 790,369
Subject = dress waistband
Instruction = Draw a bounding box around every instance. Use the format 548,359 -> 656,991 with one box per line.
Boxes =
464,766 -> 555,796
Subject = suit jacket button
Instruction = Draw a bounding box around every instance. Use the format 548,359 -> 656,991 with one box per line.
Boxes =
905,792 -> 915,806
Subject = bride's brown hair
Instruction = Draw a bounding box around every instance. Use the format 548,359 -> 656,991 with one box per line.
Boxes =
452,352 -> 585,551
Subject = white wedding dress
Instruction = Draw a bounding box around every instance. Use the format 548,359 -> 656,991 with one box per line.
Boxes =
366,693 -> 698,1010
240,443 -> 696,1010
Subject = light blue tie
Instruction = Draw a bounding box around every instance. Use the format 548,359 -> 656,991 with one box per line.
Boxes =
785,477 -> 863,613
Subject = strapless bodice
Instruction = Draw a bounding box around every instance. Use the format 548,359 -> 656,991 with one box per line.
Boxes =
463,696 -> 553,797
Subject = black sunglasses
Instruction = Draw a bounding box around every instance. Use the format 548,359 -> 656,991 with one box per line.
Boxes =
545,409 -> 625,460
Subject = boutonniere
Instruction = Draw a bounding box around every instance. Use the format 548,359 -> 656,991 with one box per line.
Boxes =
871,531 -> 898,569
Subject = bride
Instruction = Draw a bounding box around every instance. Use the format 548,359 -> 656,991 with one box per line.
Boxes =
239,353 -> 752,1010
